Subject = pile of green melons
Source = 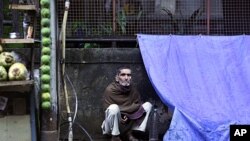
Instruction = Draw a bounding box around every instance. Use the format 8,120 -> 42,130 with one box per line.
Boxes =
40,0 -> 51,110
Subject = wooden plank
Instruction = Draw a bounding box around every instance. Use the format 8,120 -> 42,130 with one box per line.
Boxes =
0,80 -> 34,93
0,39 -> 34,44
0,80 -> 34,87
0,115 -> 31,141
9,4 -> 36,10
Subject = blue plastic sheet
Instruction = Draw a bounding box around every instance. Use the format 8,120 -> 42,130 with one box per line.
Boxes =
137,35 -> 250,141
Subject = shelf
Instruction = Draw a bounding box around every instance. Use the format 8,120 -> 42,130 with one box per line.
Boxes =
0,38 -> 34,44
9,4 -> 36,10
0,80 -> 34,93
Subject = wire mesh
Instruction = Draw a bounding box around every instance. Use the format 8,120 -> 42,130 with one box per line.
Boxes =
57,0 -> 250,39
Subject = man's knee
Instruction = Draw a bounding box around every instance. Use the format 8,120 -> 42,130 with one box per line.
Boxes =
142,102 -> 153,112
107,104 -> 120,115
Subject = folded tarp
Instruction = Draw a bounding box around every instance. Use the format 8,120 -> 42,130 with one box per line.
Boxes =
137,35 -> 250,141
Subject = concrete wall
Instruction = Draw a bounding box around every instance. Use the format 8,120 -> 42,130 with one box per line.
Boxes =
59,48 -> 172,140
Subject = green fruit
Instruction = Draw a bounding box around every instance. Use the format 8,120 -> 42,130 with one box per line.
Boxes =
41,18 -> 50,27
8,62 -> 28,81
41,28 -> 51,37
41,84 -> 50,92
0,44 -> 3,53
41,55 -> 50,65
40,65 -> 50,74
42,38 -> 51,46
40,0 -> 50,8
41,92 -> 51,101
41,101 -> 51,110
0,52 -> 15,68
41,8 -> 50,18
0,66 -> 7,81
41,47 -> 51,55
41,74 -> 50,83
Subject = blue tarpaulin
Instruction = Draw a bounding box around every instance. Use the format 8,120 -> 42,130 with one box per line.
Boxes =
137,35 -> 250,141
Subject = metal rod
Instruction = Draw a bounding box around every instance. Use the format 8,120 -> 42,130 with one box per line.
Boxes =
30,88 -> 37,141
112,0 -> 117,47
64,61 -> 142,64
206,0 -> 210,35
66,38 -> 136,42
112,0 -> 116,34
49,0 -> 59,138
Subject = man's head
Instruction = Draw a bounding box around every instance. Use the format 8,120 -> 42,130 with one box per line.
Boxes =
115,67 -> 132,87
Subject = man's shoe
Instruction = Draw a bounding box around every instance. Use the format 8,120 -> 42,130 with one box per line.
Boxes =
111,135 -> 122,141
127,131 -> 139,141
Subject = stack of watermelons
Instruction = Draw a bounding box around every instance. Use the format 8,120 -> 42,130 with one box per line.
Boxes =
40,0 -> 51,110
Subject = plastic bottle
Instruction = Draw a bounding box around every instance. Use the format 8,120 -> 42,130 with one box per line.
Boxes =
149,107 -> 159,141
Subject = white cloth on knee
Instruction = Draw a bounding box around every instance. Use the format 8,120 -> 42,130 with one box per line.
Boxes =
101,102 -> 152,135
132,102 -> 152,131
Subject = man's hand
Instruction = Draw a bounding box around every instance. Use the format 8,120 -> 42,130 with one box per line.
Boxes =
120,115 -> 128,124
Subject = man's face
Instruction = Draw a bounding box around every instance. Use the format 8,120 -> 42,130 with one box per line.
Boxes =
116,69 -> 132,86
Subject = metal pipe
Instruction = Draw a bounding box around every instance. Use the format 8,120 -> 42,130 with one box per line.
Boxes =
61,0 -> 71,119
60,1 -> 73,141
206,0 -> 210,35
50,0 -> 58,136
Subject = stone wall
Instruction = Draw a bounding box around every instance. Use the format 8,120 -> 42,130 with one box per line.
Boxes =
59,48 -> 172,140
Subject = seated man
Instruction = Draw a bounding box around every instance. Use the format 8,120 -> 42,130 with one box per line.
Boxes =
101,66 -> 152,141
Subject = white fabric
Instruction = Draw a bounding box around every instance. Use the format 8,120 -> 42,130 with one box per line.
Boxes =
101,102 -> 152,136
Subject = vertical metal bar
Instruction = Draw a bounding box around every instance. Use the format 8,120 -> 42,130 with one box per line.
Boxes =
206,0 -> 210,35
30,86 -> 37,141
29,26 -> 36,141
50,0 -> 59,139
112,0 -> 116,34
49,0 -> 59,134
112,0 -> 117,47
29,6 -> 38,138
